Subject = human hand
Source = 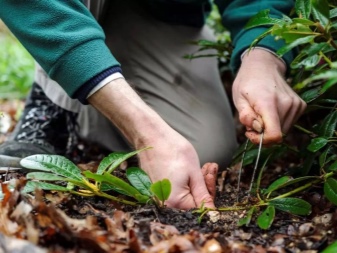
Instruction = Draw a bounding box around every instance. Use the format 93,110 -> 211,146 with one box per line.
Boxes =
232,49 -> 306,144
137,133 -> 216,210
88,79 -> 215,210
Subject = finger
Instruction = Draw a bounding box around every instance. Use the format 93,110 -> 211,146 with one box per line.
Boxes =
166,190 -> 196,210
236,99 -> 260,130
253,102 -> 283,144
282,97 -> 307,134
190,168 -> 215,208
201,162 -> 219,200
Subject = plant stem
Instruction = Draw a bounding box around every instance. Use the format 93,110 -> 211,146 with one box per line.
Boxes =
269,178 -> 321,200
97,191 -> 138,206
319,51 -> 333,66
294,124 -> 316,136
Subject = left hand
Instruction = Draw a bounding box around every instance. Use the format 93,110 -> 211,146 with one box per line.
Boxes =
232,49 -> 307,144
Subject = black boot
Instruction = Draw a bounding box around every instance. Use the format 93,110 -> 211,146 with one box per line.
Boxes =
0,82 -> 78,169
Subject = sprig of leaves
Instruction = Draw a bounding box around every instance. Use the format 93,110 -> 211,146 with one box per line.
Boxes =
20,148 -> 171,207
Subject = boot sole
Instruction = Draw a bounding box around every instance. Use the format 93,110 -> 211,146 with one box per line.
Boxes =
0,155 -> 23,169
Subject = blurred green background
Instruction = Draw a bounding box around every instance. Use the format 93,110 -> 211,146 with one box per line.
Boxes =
0,20 -> 34,99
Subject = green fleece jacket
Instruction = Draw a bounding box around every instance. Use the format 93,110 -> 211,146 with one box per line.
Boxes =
0,0 -> 294,103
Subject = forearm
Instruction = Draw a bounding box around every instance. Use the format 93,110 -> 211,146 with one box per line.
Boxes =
87,78 -> 172,148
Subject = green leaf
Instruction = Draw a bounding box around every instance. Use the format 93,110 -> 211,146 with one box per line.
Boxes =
324,178 -> 337,206
328,160 -> 337,172
265,176 -> 293,194
20,155 -> 84,181
269,198 -> 311,215
96,147 -> 149,175
300,87 -> 321,103
277,35 -> 316,56
322,240 -> 337,253
245,10 -> 286,29
99,182 -> 130,196
311,0 -> 330,27
267,176 -> 318,194
84,171 -> 149,203
307,137 -> 328,152
257,206 -> 275,230
292,18 -> 315,25
22,181 -> 71,193
150,179 -> 171,202
295,0 -> 312,19
319,145 -> 333,167
238,206 -> 256,226
321,79 -> 337,94
330,8 -> 337,18
26,172 -> 66,181
318,110 -> 337,138
126,167 -> 152,196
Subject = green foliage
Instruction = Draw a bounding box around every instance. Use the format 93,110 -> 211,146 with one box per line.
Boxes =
257,206 -> 275,230
322,240 -> 337,253
193,0 -> 337,229
0,30 -> 34,99
150,179 -> 172,207
20,149 -> 171,207
228,0 -> 337,230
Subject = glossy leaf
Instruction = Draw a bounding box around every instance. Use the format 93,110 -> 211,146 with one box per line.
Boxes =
292,18 -> 315,26
330,8 -> 337,18
295,0 -> 312,19
322,240 -> 337,253
277,35 -> 316,56
319,145 -> 333,167
20,155 -> 84,181
269,198 -> 311,215
238,206 -> 256,227
318,110 -> 337,138
300,87 -> 321,103
324,178 -> 337,206
311,0 -> 330,27
126,167 -> 152,196
265,176 -> 293,194
96,147 -> 149,175
26,172 -> 65,181
307,137 -> 328,152
321,78 -> 337,94
84,171 -> 149,203
245,10 -> 286,29
150,179 -> 171,202
257,206 -> 275,230
22,181 -> 71,193
99,182 -> 131,196
328,160 -> 337,172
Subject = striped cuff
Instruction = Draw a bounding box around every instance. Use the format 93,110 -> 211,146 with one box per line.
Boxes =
86,72 -> 124,98
73,66 -> 122,104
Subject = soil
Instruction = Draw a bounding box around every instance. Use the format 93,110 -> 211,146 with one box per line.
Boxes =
0,99 -> 337,253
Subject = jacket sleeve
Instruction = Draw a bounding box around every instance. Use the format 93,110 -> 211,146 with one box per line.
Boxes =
215,0 -> 295,73
0,0 -> 121,102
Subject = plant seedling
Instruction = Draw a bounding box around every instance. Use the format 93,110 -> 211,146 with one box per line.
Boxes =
19,147 -> 172,207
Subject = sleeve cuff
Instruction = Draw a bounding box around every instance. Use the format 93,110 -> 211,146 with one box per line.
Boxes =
86,72 -> 125,98
73,66 -> 122,104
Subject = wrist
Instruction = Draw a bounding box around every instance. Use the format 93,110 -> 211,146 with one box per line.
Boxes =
88,78 -> 174,148
241,48 -> 286,76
